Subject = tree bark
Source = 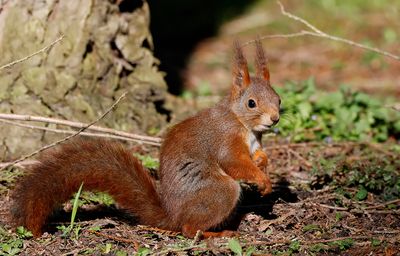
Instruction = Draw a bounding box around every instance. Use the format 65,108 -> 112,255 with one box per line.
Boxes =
0,0 -> 169,159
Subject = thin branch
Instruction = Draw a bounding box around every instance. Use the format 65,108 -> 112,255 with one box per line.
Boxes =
276,1 -> 400,61
315,203 -> 348,211
364,199 -> 400,210
0,34 -> 65,71
259,209 -> 296,231
0,92 -> 127,171
0,113 -> 162,144
242,31 -> 311,46
303,235 -> 370,245
0,119 -> 161,146
0,160 -> 38,169
287,147 -> 312,168
250,235 -> 370,246
245,2 -> 400,62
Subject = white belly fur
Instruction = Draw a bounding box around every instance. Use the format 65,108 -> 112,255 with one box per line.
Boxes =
247,132 -> 261,155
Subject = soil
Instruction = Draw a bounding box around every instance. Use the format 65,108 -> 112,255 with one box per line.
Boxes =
0,142 -> 399,255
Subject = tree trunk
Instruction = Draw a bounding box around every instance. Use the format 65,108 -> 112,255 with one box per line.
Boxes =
0,0 -> 169,159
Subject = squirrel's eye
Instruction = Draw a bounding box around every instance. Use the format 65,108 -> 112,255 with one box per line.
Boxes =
248,99 -> 256,108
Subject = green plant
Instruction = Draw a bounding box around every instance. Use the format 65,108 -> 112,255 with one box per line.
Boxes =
228,239 -> 243,256
15,226 -> 32,239
77,191 -> 115,207
288,240 -> 301,253
275,78 -> 400,142
302,224 -> 321,233
103,243 -> 112,254
315,152 -> 400,200
136,247 -> 151,256
133,154 -> 159,169
330,238 -> 354,251
227,239 -> 255,256
0,227 -> 24,256
58,182 -> 84,239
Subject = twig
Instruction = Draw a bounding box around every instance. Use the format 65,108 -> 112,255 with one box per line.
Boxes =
277,1 -> 400,61
0,92 -> 127,171
287,147 -> 312,168
61,249 -> 82,256
245,2 -> 400,62
363,209 -> 400,215
249,235 -> 370,246
242,31 -> 312,46
0,160 -> 38,169
0,34 -> 65,70
303,235 -> 370,244
372,230 -> 400,234
191,230 -> 203,246
0,113 -> 162,145
315,203 -> 348,211
258,209 -> 296,231
364,199 -> 400,210
0,119 -> 160,146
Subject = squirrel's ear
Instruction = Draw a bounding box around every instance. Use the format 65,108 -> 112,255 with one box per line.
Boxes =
231,40 -> 250,98
255,38 -> 270,82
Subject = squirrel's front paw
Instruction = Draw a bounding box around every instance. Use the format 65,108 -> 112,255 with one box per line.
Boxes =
257,176 -> 272,196
251,172 -> 272,196
252,149 -> 268,171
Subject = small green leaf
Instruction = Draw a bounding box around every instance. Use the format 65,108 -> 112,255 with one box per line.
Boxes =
134,154 -> 159,169
355,186 -> 368,201
71,183 -> 84,227
244,246 -> 255,256
89,226 -> 101,231
332,238 -> 354,250
303,224 -> 320,232
371,238 -> 381,247
298,102 -> 312,120
335,212 -> 343,221
228,238 -> 242,256
104,243 -> 112,253
16,226 -> 33,238
116,251 -> 128,256
137,247 -> 151,256
310,243 -> 327,252
289,240 -> 301,252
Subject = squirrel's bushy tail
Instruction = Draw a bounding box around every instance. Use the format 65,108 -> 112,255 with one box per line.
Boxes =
11,138 -> 170,237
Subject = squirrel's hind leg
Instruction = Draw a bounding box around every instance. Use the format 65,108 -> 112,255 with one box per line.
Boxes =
170,167 -> 241,238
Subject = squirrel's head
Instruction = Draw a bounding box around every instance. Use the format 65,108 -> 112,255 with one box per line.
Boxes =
230,39 -> 281,133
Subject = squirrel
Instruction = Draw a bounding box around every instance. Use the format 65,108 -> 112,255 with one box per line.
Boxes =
11,39 -> 280,239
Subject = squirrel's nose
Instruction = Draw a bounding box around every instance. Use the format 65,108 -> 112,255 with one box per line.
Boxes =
271,114 -> 280,125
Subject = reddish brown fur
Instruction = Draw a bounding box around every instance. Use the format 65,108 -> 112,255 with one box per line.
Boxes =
231,40 -> 251,100
11,139 -> 170,237
255,38 -> 270,81
11,40 -> 280,238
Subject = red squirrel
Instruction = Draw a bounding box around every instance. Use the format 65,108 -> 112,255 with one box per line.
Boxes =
11,39 -> 280,238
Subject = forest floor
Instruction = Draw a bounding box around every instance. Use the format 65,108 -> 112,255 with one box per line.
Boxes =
1,0 -> 400,255
0,142 -> 399,255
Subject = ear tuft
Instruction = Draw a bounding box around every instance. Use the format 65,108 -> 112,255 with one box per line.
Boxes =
232,40 -> 250,90
255,37 -> 270,81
